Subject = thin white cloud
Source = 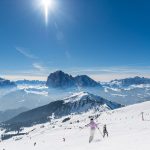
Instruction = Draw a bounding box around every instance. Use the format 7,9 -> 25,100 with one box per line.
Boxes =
90,73 -> 150,82
1,66 -> 150,82
16,47 -> 38,59
67,66 -> 150,81
3,75 -> 47,81
69,66 -> 150,74
32,63 -> 49,73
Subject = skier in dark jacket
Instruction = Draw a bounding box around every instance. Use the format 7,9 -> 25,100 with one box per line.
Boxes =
103,124 -> 108,138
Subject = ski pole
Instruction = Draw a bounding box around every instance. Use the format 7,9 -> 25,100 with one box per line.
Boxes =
97,127 -> 103,137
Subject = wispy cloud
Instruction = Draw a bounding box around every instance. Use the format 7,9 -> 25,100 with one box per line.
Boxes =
2,74 -> 47,81
67,66 -> 150,81
32,63 -> 48,72
16,47 -> 38,59
1,66 -> 150,82
70,66 -> 150,74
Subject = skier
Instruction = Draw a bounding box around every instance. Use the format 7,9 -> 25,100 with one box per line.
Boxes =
63,138 -> 65,142
103,124 -> 108,138
141,112 -> 144,121
85,118 -> 99,143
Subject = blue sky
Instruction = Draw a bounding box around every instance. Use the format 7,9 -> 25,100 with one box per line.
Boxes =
0,0 -> 150,81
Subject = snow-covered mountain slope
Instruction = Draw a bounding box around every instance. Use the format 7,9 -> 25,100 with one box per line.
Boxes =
1,92 -> 121,131
0,82 -> 149,112
0,101 -> 150,150
0,75 -> 150,112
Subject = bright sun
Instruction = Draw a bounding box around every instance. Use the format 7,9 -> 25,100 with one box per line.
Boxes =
40,0 -> 56,25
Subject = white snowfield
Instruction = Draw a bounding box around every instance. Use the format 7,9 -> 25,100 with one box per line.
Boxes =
1,101 -> 150,150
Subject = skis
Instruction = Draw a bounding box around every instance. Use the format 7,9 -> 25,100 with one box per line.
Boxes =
89,136 -> 94,143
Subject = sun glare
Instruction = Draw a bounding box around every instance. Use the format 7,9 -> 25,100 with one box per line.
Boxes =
40,0 -> 56,25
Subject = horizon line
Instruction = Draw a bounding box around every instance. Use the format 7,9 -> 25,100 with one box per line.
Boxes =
1,73 -> 150,82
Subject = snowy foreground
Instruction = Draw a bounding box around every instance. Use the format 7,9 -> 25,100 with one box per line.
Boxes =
1,101 -> 150,150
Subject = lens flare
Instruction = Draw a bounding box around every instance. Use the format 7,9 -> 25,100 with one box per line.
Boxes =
41,0 -> 55,25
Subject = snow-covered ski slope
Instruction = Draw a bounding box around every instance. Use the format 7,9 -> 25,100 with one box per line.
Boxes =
1,101 -> 150,150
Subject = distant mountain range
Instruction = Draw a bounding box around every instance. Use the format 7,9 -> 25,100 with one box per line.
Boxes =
0,72 -> 150,112
15,80 -> 46,85
109,76 -> 150,87
1,92 -> 122,131
46,70 -> 101,88
1,72 -> 150,89
0,73 -> 150,132
0,78 -> 16,88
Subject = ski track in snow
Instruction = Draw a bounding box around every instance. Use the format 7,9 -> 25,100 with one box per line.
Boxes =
1,101 -> 150,150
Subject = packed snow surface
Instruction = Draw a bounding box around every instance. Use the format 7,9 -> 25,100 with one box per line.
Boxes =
1,101 -> 150,150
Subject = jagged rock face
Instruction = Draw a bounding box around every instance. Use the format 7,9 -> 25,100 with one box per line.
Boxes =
46,71 -> 100,88
74,75 -> 99,87
46,71 -> 75,88
2,92 -> 122,131
0,78 -> 16,88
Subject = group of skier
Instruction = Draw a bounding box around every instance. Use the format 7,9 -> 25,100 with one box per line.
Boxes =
85,118 -> 108,143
